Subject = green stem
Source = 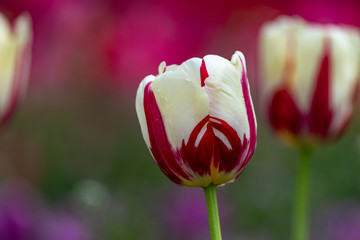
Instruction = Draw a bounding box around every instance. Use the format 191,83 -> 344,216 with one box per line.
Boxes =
203,184 -> 222,240
292,146 -> 312,240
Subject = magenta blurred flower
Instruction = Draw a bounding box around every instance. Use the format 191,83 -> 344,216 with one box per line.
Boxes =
0,12 -> 32,128
136,52 -> 257,187
259,16 -> 360,145
0,182 -> 91,240
0,183 -> 38,240
327,211 -> 360,240
161,188 -> 209,240
313,203 -> 360,240
159,188 -> 229,240
36,212 -> 89,240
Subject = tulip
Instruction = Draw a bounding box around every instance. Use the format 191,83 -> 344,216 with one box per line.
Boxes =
260,16 -> 360,145
136,51 -> 257,187
136,51 -> 257,240
0,13 -> 32,128
259,16 -> 360,240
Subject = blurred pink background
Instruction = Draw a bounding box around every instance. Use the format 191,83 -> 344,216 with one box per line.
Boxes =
1,0 -> 359,99
0,0 -> 359,239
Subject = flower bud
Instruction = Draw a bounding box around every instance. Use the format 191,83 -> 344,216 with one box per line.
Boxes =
136,52 -> 257,187
0,13 -> 32,128
259,16 -> 360,144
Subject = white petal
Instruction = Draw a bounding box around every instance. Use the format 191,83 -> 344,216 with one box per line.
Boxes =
259,17 -> 291,102
330,26 -> 360,109
291,23 -> 324,112
203,54 -> 250,141
151,69 -> 209,149
14,13 -> 32,100
178,57 -> 202,86
164,64 -> 178,72
233,51 -> 246,72
329,26 -> 360,133
0,14 -> 16,116
158,61 -> 166,75
260,16 -> 327,112
14,13 -> 32,48
135,75 -> 156,148
0,13 -> 11,48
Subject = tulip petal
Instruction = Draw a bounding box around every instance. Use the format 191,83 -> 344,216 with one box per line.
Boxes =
0,14 -> 11,45
178,57 -> 203,87
15,13 -> 32,48
201,53 -> 256,176
0,16 -> 17,117
259,17 -> 289,101
137,63 -> 214,187
269,88 -> 303,135
136,75 -> 155,148
291,24 -> 324,112
142,81 -> 193,185
203,54 -> 250,143
151,68 -> 210,150
235,52 -> 257,170
329,27 -> 360,134
0,13 -> 32,126
308,38 -> 332,137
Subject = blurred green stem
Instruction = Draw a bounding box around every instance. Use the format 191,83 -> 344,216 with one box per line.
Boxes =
292,146 -> 312,240
204,184 -> 222,240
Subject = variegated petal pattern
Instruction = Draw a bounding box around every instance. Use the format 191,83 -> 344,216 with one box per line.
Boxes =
260,16 -> 360,143
136,52 -> 257,187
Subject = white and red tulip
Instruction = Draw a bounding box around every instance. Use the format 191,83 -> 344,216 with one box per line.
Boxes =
259,16 -> 360,144
136,52 -> 257,187
0,13 -> 32,128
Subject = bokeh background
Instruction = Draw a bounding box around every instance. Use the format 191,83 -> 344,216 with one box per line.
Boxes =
0,0 -> 360,239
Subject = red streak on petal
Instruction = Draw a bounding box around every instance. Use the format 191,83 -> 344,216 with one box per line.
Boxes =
269,88 -> 302,135
180,115 -> 247,176
308,39 -> 332,137
179,57 -> 257,178
181,115 -> 213,176
211,117 -> 246,173
238,57 -> 257,170
200,59 -> 209,87
267,32 -> 303,138
143,82 -> 190,185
